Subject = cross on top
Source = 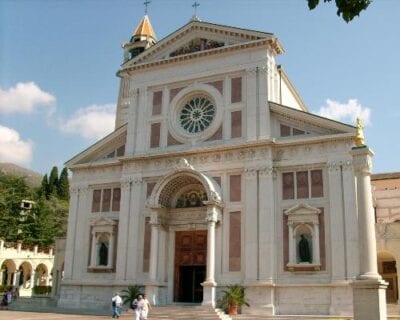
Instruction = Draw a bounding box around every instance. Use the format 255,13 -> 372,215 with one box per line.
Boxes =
144,0 -> 151,14
192,1 -> 200,16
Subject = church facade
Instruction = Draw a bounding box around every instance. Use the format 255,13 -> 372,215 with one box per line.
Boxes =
60,16 -> 366,316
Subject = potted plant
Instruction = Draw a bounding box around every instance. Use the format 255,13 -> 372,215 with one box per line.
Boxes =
120,285 -> 143,308
217,284 -> 250,315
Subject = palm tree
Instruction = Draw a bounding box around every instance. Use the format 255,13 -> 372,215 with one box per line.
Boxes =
120,285 -> 143,306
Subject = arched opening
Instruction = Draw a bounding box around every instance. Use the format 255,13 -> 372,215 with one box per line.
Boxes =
148,164 -> 222,304
1,260 -> 16,286
377,251 -> 398,303
35,263 -> 48,287
18,261 -> 32,289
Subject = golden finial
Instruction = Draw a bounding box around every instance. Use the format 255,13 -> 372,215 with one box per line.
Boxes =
355,117 -> 365,146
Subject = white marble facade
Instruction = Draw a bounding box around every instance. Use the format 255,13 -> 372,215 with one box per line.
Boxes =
59,17 -> 366,316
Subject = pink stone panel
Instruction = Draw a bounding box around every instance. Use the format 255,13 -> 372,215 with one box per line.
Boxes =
282,172 -> 294,200
116,145 -> 125,157
206,125 -> 223,141
296,171 -> 309,199
152,91 -> 162,115
147,182 -> 156,198
206,80 -> 223,94
92,189 -> 101,212
143,217 -> 151,272
150,123 -> 161,148
213,176 -> 221,187
112,188 -> 121,211
311,170 -> 323,198
293,128 -> 305,135
231,110 -> 242,138
230,175 -> 241,202
170,87 -> 184,102
102,189 -> 111,212
280,124 -> 291,137
283,213 -> 289,270
231,77 -> 242,103
167,132 -> 183,146
229,211 -> 241,271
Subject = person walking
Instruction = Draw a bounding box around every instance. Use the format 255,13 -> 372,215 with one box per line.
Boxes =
140,294 -> 151,320
111,292 -> 122,319
134,294 -> 143,320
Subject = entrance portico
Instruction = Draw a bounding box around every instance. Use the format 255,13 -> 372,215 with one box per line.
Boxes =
146,161 -> 223,306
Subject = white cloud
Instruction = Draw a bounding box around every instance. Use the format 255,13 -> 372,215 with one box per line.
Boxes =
0,82 -> 56,115
61,104 -> 116,140
0,125 -> 33,165
315,99 -> 371,126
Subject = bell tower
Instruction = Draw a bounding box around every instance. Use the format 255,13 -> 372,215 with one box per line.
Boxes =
123,14 -> 157,62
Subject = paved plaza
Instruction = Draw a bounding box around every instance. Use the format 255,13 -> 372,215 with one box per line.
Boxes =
0,310 -> 133,320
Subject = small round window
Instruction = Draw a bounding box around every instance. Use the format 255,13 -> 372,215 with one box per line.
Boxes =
179,96 -> 215,134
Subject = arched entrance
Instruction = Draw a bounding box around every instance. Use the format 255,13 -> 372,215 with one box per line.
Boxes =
147,160 -> 222,305
377,251 -> 398,303
1,260 -> 16,286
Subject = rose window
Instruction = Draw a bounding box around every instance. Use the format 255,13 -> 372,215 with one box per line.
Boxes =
179,97 -> 215,133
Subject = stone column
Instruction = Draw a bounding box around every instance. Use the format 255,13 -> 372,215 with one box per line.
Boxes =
245,68 -> 257,141
312,223 -> 320,265
0,239 -> 4,252
12,271 -> 18,286
115,176 -> 133,279
288,221 -> 295,265
202,202 -> 221,307
258,165 -> 275,282
350,146 -> 387,320
327,161 -> 346,281
146,208 -> 164,305
125,88 -> 139,155
29,271 -> 34,288
244,167 -> 258,283
108,229 -> 115,269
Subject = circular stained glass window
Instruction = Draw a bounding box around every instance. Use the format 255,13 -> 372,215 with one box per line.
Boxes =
179,96 -> 215,133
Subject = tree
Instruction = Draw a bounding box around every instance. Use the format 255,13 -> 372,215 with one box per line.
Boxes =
307,0 -> 372,22
48,166 -> 59,196
57,167 -> 70,200
39,174 -> 49,199
0,173 -> 33,242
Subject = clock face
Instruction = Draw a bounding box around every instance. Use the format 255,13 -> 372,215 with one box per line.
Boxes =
179,96 -> 215,134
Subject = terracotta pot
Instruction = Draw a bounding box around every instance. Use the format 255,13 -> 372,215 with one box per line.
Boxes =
228,304 -> 238,315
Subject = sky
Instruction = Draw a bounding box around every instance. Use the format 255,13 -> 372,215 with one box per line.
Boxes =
0,0 -> 399,175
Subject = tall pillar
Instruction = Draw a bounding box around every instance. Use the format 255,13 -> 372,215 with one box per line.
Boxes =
146,208 -> 164,305
327,161 -> 346,281
244,167 -> 258,283
202,202 -> 221,307
350,146 -> 387,320
115,176 -> 133,279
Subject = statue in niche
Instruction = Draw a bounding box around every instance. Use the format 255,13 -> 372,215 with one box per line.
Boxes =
99,242 -> 108,266
298,234 -> 311,263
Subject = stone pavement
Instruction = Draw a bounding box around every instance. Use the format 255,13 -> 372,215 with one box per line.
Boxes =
0,310 -> 134,320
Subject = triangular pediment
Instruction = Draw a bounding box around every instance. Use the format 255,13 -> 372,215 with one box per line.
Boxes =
65,124 -> 127,168
92,217 -> 117,227
285,204 -> 321,216
120,20 -> 283,71
270,101 -> 356,141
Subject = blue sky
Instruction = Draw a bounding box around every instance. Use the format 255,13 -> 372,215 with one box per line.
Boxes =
0,0 -> 399,175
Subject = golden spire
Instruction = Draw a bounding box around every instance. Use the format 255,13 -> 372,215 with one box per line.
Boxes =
133,15 -> 156,41
355,117 -> 365,146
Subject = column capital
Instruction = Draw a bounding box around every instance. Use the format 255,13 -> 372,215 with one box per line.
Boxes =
350,146 -> 374,175
259,166 -> 276,178
205,204 -> 222,223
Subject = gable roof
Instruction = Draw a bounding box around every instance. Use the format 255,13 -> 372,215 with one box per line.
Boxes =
118,20 -> 284,75
65,124 -> 127,168
270,101 -> 356,134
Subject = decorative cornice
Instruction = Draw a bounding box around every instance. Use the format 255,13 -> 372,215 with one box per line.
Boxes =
118,38 -> 277,76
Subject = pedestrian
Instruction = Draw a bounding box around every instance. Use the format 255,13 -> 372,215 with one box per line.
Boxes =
111,292 -> 122,319
134,294 -> 143,320
139,294 -> 151,320
1,288 -> 13,310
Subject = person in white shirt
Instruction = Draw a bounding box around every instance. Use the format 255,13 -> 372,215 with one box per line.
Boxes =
111,292 -> 122,319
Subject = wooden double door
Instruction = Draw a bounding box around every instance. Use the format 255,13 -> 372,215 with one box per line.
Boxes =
174,230 -> 207,303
